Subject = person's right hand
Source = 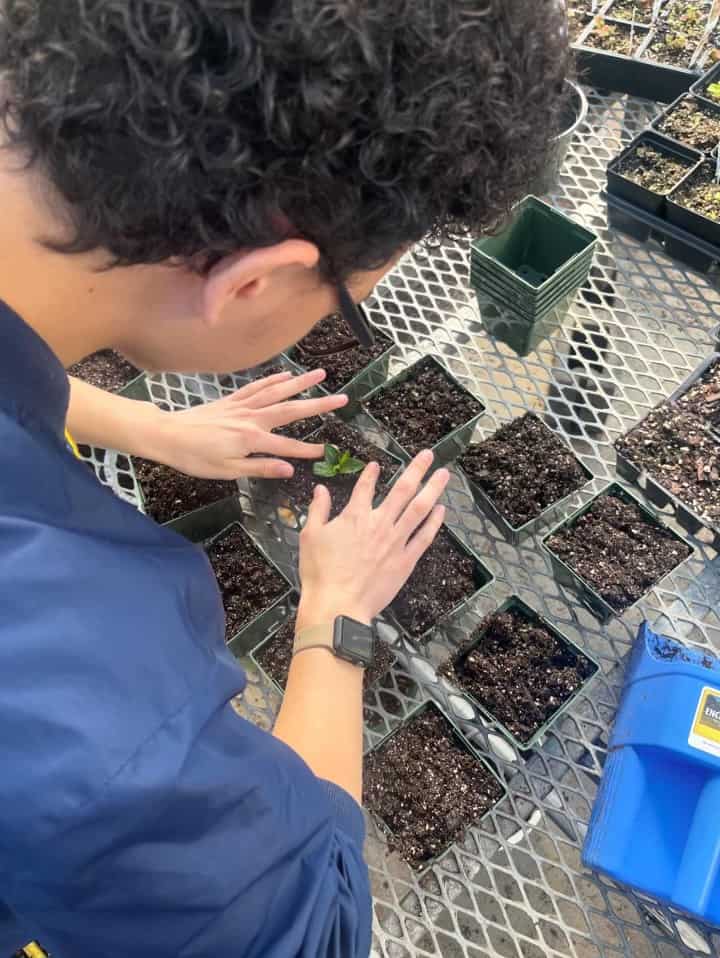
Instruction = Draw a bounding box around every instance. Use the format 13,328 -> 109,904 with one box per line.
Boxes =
296,450 -> 450,629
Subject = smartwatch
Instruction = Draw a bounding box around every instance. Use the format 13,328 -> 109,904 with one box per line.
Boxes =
293,616 -> 374,668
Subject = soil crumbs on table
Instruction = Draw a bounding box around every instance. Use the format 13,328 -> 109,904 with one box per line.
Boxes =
656,97 -> 720,153
459,413 -> 588,528
277,419 -> 398,519
134,458 -> 238,525
365,357 -> 483,458
208,526 -> 288,640
671,160 -> 720,221
615,143 -> 693,194
441,608 -> 596,746
546,491 -> 692,612
616,404 -> 720,526
294,312 -> 392,393
583,18 -> 639,55
389,528 -> 483,640
364,706 -> 504,869
255,614 -> 395,690
68,349 -> 140,391
677,357 -> 720,432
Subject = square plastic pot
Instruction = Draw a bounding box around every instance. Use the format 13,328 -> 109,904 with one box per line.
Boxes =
362,355 -> 485,468
542,482 -> 695,623
669,352 -> 720,442
667,156 -> 720,246
365,700 -> 507,874
248,599 -> 299,696
449,595 -> 600,752
606,130 -> 702,216
651,94 -> 720,154
470,197 -> 597,325
207,522 -> 294,653
117,373 -> 152,402
690,59 -> 720,107
384,524 -> 494,645
285,306 -> 397,415
458,428 -> 594,546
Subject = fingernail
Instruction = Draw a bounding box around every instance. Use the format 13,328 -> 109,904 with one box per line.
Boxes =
279,464 -> 294,478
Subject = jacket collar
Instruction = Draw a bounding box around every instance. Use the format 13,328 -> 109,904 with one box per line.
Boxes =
0,300 -> 69,442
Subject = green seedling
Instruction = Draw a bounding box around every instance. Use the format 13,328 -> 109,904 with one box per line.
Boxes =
313,444 -> 366,479
707,82 -> 720,101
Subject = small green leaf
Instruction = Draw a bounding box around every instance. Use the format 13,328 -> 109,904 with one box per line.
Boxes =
339,457 -> 366,475
313,462 -> 337,478
324,444 -> 340,467
338,451 -> 351,468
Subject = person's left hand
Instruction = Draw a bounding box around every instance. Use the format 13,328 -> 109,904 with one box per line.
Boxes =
153,368 -> 347,479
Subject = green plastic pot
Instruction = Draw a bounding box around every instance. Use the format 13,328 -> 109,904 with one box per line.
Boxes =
207,522 -> 294,653
365,700 -> 507,873
471,197 -> 597,324
362,355 -> 485,468
448,595 -> 600,752
542,482 -> 695,623
117,373 -> 152,402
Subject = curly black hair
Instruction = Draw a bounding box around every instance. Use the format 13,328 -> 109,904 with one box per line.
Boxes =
0,0 -> 570,280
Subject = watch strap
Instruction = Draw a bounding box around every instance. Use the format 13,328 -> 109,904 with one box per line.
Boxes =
293,622 -> 335,657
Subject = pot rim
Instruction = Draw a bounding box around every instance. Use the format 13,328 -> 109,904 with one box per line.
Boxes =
556,79 -> 589,142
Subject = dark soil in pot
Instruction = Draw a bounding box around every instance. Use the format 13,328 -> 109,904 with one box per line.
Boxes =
458,413 -> 588,528
616,405 -> 720,525
255,614 -> 395,691
277,419 -> 399,519
68,349 -> 140,391
546,491 -> 692,613
677,357 -> 720,430
656,97 -> 720,152
364,358 -> 483,458
363,705 -> 504,870
388,528 -> 483,641
614,142 -> 694,194
294,312 -> 392,393
133,458 -> 238,525
207,526 -> 289,641
583,17 -> 641,55
440,607 -> 596,746
671,160 -> 720,220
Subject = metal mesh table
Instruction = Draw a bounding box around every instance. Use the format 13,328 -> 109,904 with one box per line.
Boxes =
86,87 -> 720,958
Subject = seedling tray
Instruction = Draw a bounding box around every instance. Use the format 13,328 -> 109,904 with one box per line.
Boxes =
607,130 -> 702,215
605,189 -> 720,272
364,700 -> 507,874
543,481 -> 695,623
207,521 -> 294,654
573,6 -> 702,101
362,355 -> 485,467
651,93 -> 720,153
446,596 -> 600,753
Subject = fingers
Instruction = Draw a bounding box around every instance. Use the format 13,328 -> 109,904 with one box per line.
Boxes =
395,468 -> 450,542
345,461 -> 380,514
240,369 -> 329,409
378,450 -> 434,522
229,371 -> 293,403
305,483 -> 332,531
252,433 -> 326,460
234,457 -> 295,480
256,393 -> 348,430
403,504 -> 446,568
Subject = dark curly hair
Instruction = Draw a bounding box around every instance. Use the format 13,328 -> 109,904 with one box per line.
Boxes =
0,0 -> 570,280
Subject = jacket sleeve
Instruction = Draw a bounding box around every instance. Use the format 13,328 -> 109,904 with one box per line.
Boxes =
5,694 -> 373,958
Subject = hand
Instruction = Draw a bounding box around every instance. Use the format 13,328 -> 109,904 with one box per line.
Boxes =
296,450 -> 450,628
154,369 -> 348,479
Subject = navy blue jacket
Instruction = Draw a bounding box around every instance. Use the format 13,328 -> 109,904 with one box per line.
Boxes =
0,304 -> 372,956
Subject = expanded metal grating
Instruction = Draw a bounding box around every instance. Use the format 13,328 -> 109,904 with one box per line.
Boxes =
85,87 -> 720,958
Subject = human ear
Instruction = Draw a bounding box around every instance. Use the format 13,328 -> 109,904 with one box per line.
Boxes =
202,239 -> 320,327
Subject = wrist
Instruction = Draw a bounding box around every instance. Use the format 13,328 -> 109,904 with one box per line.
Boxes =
134,403 -> 178,466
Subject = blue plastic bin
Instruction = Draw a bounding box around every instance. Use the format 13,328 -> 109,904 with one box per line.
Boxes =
583,622 -> 720,927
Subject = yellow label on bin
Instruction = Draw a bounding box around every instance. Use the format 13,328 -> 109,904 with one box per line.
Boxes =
689,686 -> 720,758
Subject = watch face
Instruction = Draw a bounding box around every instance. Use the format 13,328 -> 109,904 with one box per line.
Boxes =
334,617 -> 374,667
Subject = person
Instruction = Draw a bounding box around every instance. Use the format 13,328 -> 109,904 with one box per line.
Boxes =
0,1 -> 569,955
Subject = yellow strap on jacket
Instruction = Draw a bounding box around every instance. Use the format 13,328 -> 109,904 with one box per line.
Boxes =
65,427 -> 81,459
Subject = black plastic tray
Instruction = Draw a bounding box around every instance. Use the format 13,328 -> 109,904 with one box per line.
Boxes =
605,189 -> 720,272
